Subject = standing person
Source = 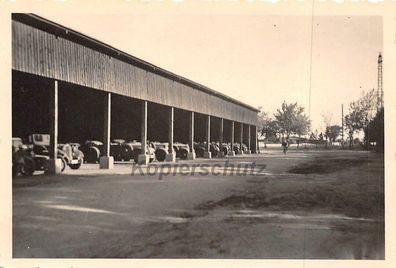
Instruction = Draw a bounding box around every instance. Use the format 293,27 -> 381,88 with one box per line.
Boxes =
281,139 -> 288,154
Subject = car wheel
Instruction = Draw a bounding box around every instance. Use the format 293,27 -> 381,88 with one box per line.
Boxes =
155,150 -> 167,162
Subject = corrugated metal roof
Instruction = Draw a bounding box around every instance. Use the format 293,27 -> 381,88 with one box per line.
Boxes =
12,13 -> 259,113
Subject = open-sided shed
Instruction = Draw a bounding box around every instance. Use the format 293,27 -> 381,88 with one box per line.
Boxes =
12,13 -> 259,171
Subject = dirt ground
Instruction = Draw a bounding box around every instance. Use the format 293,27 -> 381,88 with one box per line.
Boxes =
12,149 -> 384,259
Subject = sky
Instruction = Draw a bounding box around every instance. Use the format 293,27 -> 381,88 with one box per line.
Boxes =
37,13 -> 382,132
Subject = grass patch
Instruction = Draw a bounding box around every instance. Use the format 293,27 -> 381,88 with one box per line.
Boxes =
287,157 -> 369,174
195,154 -> 383,219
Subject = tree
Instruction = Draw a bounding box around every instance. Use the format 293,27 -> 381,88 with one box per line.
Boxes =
309,131 -> 317,141
262,120 -> 279,144
318,132 -> 324,141
257,108 -> 279,147
325,125 -> 342,144
294,112 -> 311,147
344,89 -> 377,148
322,112 -> 333,127
367,107 -> 384,151
273,102 -> 310,141
345,110 -> 361,147
322,112 -> 333,141
257,107 -> 267,129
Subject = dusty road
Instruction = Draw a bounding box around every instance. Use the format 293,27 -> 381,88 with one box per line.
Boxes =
13,150 -> 384,259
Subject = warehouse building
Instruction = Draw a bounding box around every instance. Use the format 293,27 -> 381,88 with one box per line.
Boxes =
12,13 -> 259,173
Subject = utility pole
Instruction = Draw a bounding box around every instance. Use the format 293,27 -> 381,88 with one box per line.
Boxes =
341,104 -> 344,148
377,52 -> 383,111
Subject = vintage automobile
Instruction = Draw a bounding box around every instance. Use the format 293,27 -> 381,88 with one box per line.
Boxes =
210,142 -> 220,157
127,141 -> 155,163
241,143 -> 249,153
12,134 -> 83,176
111,139 -> 137,162
110,139 -> 131,161
153,142 -> 171,162
12,137 -> 35,176
59,143 -> 84,169
193,142 -> 220,158
81,139 -> 153,163
116,140 -> 135,161
173,143 -> 190,160
80,140 -> 103,163
29,134 -> 84,170
233,143 -> 242,154
193,142 -> 205,158
152,142 -> 190,161
221,143 -> 230,156
232,143 -> 248,154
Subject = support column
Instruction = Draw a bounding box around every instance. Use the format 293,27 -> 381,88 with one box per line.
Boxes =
252,125 -> 258,154
228,121 -> 235,156
138,101 -> 150,164
100,92 -> 114,169
166,107 -> 176,162
204,115 -> 212,158
238,123 -> 244,155
219,118 -> 224,157
256,125 -> 260,153
46,80 -> 62,174
187,111 -> 196,160
246,124 -> 251,154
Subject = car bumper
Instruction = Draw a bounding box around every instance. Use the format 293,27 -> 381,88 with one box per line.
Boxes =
70,159 -> 80,164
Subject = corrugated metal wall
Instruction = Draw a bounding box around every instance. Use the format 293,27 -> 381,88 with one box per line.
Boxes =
12,20 -> 258,125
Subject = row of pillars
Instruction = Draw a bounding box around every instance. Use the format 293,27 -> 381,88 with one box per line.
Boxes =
47,81 -> 258,173
137,100 -> 258,164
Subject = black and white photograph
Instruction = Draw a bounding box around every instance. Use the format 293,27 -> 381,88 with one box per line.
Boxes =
1,1 -> 395,267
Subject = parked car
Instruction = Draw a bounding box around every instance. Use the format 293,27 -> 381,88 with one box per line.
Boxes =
58,143 -> 84,169
110,139 -> 129,161
173,143 -> 190,160
194,142 -> 205,158
233,143 -> 241,154
221,143 -> 230,155
152,142 -> 190,161
241,143 -> 249,153
81,139 -> 154,163
153,142 -> 170,162
12,137 -> 35,176
193,142 -> 219,157
12,134 -> 80,176
80,140 -> 103,163
27,134 -> 65,172
29,134 -> 84,170
117,140 -> 135,161
210,142 -> 220,157
127,141 -> 155,163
